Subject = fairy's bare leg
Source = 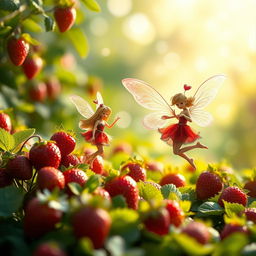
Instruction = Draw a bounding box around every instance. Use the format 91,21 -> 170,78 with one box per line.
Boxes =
179,142 -> 208,153
86,145 -> 104,164
173,142 -> 196,169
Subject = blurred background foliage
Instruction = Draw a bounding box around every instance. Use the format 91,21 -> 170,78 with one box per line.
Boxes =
1,0 -> 256,170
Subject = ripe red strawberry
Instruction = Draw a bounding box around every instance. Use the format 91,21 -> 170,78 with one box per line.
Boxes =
22,55 -> 43,79
61,154 -> 80,167
91,156 -> 105,175
218,186 -> 247,207
33,242 -> 67,256
160,173 -> 186,187
143,208 -> 170,236
122,162 -> 146,182
145,161 -> 163,173
54,6 -> 76,33
7,37 -> 29,66
220,223 -> 249,240
29,82 -> 47,102
165,200 -> 184,227
105,175 -> 139,209
0,168 -> 12,188
244,208 -> 256,223
29,142 -> 61,170
6,155 -> 33,180
50,131 -> 76,157
93,187 -> 111,200
37,167 -> 65,191
45,77 -> 61,100
63,168 -> 87,194
0,113 -> 12,132
196,171 -> 223,200
72,206 -> 111,249
182,221 -> 210,245
244,180 -> 256,197
24,197 -> 63,238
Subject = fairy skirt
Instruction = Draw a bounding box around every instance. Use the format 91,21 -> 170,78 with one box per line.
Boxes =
81,130 -> 110,145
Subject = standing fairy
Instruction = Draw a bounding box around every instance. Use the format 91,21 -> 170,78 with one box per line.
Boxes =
122,75 -> 226,169
70,92 -> 120,163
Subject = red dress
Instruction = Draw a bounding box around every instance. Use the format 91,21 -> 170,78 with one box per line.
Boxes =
158,116 -> 200,145
81,122 -> 110,145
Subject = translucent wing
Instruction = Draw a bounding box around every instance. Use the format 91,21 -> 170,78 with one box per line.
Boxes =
189,75 -> 226,127
69,95 -> 94,118
122,78 -> 174,130
96,92 -> 104,106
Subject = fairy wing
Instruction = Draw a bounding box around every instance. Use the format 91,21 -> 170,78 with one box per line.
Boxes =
96,92 -> 104,106
189,75 -> 226,127
122,78 -> 174,129
69,95 -> 94,118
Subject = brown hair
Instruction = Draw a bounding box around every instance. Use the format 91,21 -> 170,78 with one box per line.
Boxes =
171,93 -> 194,107
79,105 -> 111,129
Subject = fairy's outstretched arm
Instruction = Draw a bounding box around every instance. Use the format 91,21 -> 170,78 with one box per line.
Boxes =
106,117 -> 120,128
161,115 -> 178,120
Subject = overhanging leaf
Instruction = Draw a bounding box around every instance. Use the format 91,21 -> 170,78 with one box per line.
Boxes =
80,0 -> 101,12
66,28 -> 89,58
12,128 -> 35,151
0,0 -> 20,11
44,15 -> 55,31
198,201 -> 224,216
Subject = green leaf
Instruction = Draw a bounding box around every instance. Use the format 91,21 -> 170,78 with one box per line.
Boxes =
106,236 -> 125,256
242,243 -> 256,256
80,0 -> 101,12
0,128 -> 15,151
84,175 -> 100,192
29,0 -> 44,13
174,233 -> 214,255
12,128 -> 35,151
0,0 -> 20,11
249,201 -> 256,208
0,186 -> 25,217
66,28 -> 89,58
23,18 -> 43,32
112,195 -> 127,208
44,15 -> 55,32
22,33 -> 40,46
139,182 -> 163,202
0,26 -> 12,36
223,201 -> 245,217
161,184 -> 182,200
198,202 -> 224,216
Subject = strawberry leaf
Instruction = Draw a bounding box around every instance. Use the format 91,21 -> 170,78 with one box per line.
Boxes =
0,0 -> 20,11
84,175 -> 100,192
12,128 -> 35,151
80,0 -> 101,12
139,182 -> 163,202
223,201 -> 245,217
198,201 -> 224,216
44,15 -> 55,32
161,184 -> 182,200
0,128 -> 15,152
0,186 -> 25,217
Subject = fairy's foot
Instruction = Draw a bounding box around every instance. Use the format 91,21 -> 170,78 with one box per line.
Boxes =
196,142 -> 208,149
189,158 -> 196,170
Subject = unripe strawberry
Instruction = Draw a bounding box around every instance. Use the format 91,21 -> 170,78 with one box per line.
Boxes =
24,197 -> 63,238
122,162 -> 146,182
105,176 -> 139,209
29,142 -> 61,170
0,113 -> 12,132
72,206 -> 111,249
51,131 -> 76,157
160,173 -> 186,187
63,168 -> 87,194
0,168 -> 12,188
244,180 -> 256,197
218,186 -> 247,207
6,155 -> 33,180
182,221 -> 211,245
7,37 -> 29,66
22,56 -> 43,79
33,242 -> 67,256
196,171 -> 223,200
220,223 -> 249,240
165,200 -> 184,227
45,77 -> 61,100
29,82 -> 47,102
61,154 -> 80,167
143,208 -> 170,236
37,167 -> 65,191
54,6 -> 76,33
91,156 -> 105,175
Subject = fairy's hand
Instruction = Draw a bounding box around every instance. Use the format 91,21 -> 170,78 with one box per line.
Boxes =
161,115 -> 170,120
